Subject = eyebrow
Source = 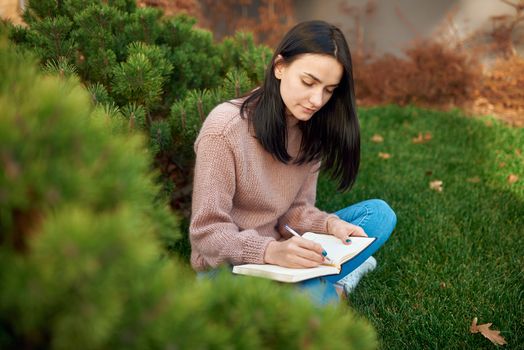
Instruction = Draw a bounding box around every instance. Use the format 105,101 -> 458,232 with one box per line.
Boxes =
302,72 -> 339,87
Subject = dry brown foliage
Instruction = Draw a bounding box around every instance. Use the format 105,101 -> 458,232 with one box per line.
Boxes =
471,55 -> 524,126
354,41 -> 482,108
199,0 -> 295,47
462,0 -> 524,59
459,0 -> 524,126
136,0 -> 295,47
340,1 -> 481,108
343,0 -> 524,127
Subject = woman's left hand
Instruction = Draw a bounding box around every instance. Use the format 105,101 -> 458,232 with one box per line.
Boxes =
327,217 -> 367,245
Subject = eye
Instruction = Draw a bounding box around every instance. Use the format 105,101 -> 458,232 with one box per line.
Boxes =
326,88 -> 335,94
301,80 -> 313,87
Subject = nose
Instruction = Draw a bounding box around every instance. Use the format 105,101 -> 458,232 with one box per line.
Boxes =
308,89 -> 323,108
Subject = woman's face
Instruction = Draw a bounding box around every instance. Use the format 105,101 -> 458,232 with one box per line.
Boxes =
274,53 -> 343,123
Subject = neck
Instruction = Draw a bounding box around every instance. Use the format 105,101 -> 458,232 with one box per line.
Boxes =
285,111 -> 299,128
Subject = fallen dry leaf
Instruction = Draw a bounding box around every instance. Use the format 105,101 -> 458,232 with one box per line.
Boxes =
515,148 -> 522,157
371,134 -> 384,143
469,317 -> 480,333
412,132 -> 432,144
429,180 -> 443,192
507,174 -> 519,184
412,133 -> 424,144
498,162 -> 506,168
466,176 -> 481,183
470,317 -> 507,346
378,152 -> 391,159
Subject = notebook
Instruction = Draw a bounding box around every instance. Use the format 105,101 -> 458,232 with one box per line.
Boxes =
232,232 -> 375,283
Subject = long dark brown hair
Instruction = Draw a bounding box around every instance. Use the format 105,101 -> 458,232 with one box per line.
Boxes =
240,20 -> 360,191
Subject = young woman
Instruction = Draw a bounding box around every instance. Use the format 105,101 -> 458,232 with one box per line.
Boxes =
190,20 -> 397,305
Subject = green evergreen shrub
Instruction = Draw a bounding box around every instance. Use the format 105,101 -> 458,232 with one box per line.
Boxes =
168,69 -> 254,162
120,102 -> 148,131
7,1 -> 272,210
222,68 -> 256,98
111,42 -> 172,110
42,57 -> 78,78
219,31 -> 273,84
169,89 -> 223,161
71,5 -> 126,84
0,35 -> 377,350
123,7 -> 163,44
86,82 -> 115,107
161,14 -> 223,100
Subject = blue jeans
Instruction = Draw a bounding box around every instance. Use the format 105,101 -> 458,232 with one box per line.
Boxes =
298,199 -> 397,305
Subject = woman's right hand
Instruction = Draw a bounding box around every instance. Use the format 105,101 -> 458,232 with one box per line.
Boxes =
263,237 -> 326,268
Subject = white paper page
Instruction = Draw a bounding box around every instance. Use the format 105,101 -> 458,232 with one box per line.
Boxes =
302,232 -> 375,265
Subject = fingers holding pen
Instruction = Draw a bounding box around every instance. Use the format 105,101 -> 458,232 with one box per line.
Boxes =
295,236 -> 326,260
263,237 -> 325,268
287,237 -> 325,265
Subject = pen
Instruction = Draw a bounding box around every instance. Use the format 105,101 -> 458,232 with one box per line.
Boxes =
284,224 -> 335,265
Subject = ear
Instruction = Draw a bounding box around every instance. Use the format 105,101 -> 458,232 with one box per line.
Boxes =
273,54 -> 285,80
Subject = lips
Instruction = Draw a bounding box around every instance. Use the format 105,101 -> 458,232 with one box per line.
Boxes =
302,106 -> 317,114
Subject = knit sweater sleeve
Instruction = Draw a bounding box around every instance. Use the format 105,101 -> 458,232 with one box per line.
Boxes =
277,164 -> 338,236
190,133 -> 275,270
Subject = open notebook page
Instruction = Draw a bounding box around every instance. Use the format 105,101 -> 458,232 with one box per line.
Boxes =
302,232 -> 375,266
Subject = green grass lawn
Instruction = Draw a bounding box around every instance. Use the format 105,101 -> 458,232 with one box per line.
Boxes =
317,105 -> 523,349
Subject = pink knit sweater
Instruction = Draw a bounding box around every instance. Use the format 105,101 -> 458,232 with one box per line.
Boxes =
189,101 -> 336,271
